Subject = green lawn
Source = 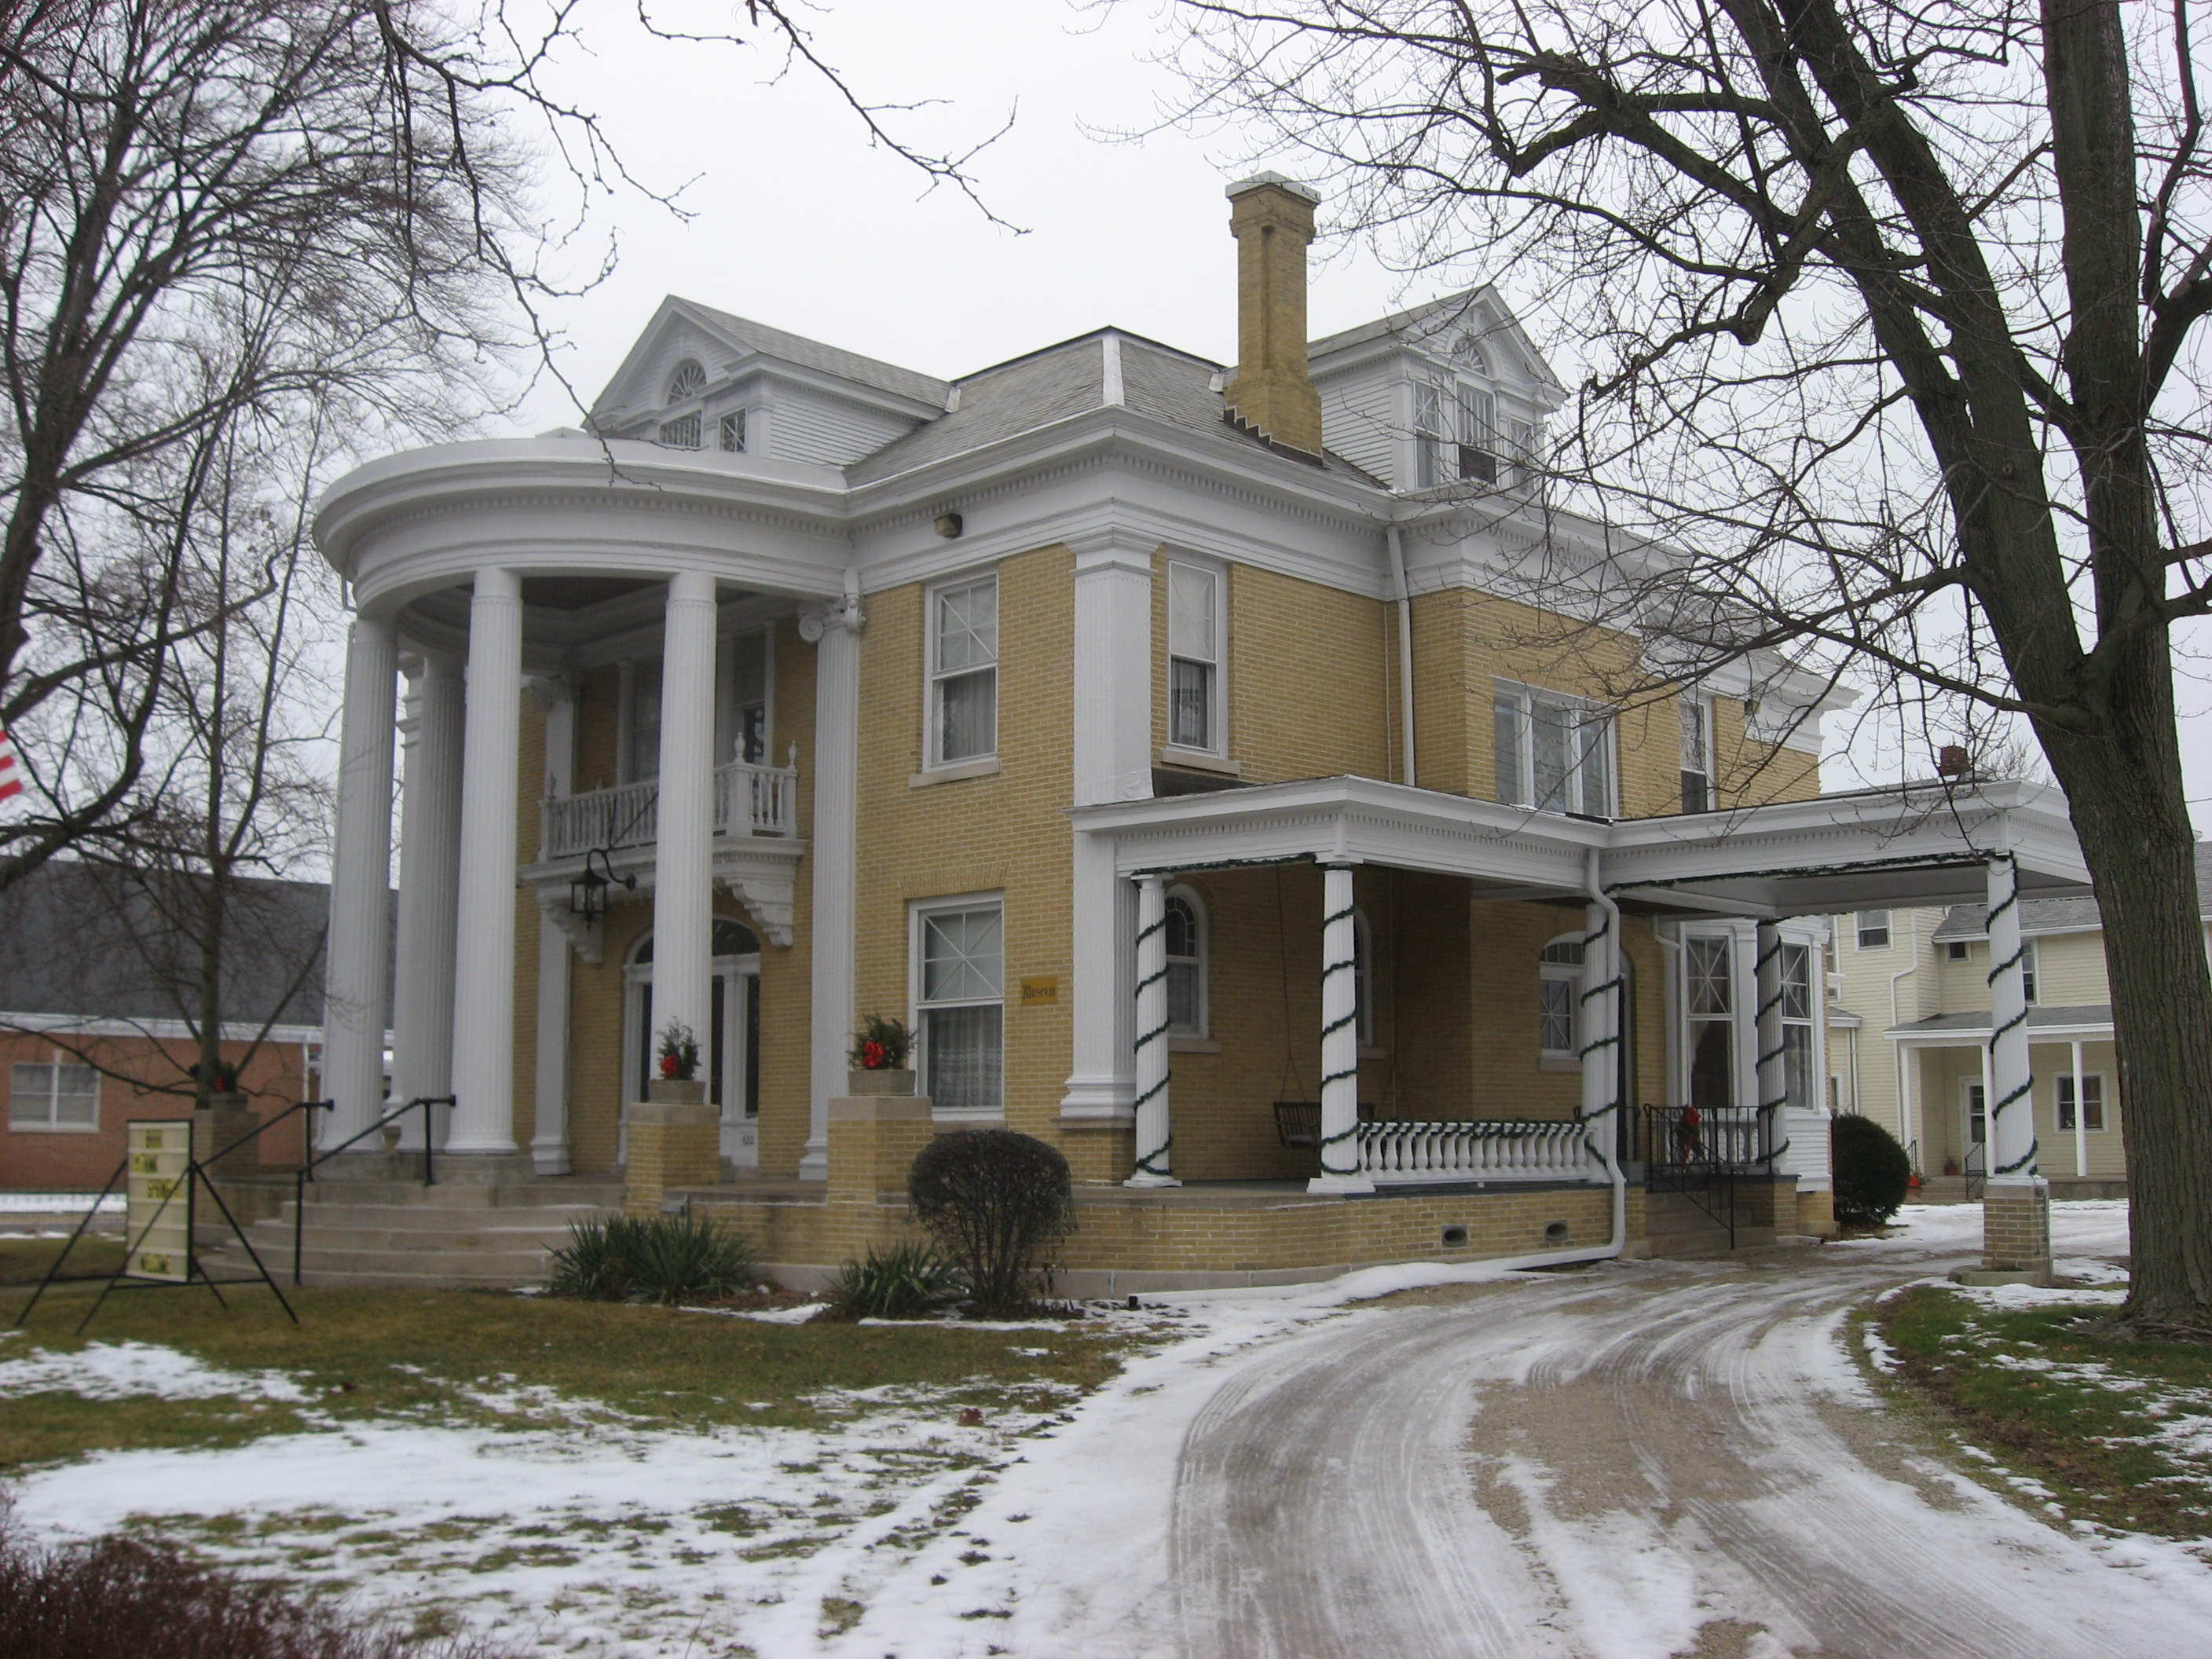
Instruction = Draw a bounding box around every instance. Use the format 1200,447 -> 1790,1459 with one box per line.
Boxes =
0,1281 -> 1129,1473
0,1231 -> 126,1287
1877,1284 -> 2212,1538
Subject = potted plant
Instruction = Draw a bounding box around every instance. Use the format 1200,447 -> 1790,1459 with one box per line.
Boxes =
649,1020 -> 705,1104
848,1014 -> 914,1095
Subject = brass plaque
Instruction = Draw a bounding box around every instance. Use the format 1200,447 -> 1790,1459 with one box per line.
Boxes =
1019,976 -> 1060,1006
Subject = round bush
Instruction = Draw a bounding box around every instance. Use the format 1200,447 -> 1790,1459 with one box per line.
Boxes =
1831,1113 -> 1912,1229
908,1130 -> 1073,1313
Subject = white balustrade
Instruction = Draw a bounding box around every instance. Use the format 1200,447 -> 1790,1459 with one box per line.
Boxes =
1355,1119 -> 1598,1186
540,760 -> 797,861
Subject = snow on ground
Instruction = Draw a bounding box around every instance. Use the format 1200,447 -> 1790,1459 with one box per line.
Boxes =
0,1339 -> 309,1402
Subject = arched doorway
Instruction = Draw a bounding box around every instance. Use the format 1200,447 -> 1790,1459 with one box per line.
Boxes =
624,918 -> 761,1169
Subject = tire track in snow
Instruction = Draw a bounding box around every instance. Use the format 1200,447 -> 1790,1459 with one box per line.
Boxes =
1168,1234 -> 2212,1658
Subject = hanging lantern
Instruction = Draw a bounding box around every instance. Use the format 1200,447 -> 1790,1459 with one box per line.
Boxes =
569,847 -> 633,919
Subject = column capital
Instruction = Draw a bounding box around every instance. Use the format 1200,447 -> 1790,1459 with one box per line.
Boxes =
799,595 -> 865,641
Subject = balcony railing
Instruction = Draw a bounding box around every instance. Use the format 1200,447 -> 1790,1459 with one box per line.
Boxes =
540,759 -> 797,862
1355,1118 -> 1596,1185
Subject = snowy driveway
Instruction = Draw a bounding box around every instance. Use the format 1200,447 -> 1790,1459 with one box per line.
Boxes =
844,1203 -> 2212,1658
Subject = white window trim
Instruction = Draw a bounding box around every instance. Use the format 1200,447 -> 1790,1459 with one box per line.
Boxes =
1492,679 -> 1617,819
1855,910 -> 1892,950
909,891 -> 1007,1122
1539,932 -> 1584,1071
1164,884 -> 1209,1041
8,1053 -> 100,1133
1164,557 -> 1228,758
1679,690 -> 1714,813
2056,1071 -> 2110,1133
922,569 -> 1000,772
2020,937 -> 2040,1005
621,925 -> 764,1121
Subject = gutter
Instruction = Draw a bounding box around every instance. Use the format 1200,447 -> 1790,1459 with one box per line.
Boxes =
1386,522 -> 1417,786
1889,957 -> 1919,1165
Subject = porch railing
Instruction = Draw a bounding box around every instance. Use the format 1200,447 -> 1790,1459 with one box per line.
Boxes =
540,759 -> 797,861
1356,1118 -> 1596,1185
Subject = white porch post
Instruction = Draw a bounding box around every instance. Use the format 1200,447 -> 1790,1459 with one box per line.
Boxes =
650,571 -> 718,1074
2071,1038 -> 2089,1179
323,613 -> 399,1149
447,567 -> 525,1158
1754,921 -> 1788,1163
1580,897 -> 1619,1163
1981,848 -> 2052,1279
531,676 -> 577,1174
390,650 -> 463,1149
1310,863 -> 1373,1194
1126,874 -> 1177,1187
1061,532 -> 1152,1127
800,588 -> 864,1180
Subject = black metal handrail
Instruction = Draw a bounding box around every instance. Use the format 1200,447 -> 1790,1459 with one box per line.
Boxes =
291,1096 -> 454,1285
1639,1104 -> 1773,1250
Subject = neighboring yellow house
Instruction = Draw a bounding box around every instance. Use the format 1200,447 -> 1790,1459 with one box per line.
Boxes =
1824,848 -> 2208,1199
301,175 -> 2092,1290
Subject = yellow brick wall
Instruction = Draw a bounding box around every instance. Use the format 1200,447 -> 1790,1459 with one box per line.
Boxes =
757,615 -> 819,1177
511,692 -> 546,1153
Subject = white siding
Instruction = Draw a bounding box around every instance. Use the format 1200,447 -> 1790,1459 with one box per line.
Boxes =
770,387 -> 920,467
1317,364 -> 1400,485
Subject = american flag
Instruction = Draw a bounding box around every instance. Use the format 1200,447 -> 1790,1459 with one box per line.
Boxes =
0,728 -> 20,802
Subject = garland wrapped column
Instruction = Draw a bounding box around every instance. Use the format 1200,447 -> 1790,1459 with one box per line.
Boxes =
1309,863 -> 1374,1194
1981,848 -> 2052,1278
1577,900 -> 1620,1152
1126,874 -> 1179,1188
1753,921 -> 1790,1166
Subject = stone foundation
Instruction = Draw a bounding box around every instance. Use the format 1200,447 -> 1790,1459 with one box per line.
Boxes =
624,1102 -> 721,1218
1976,1178 -> 2053,1283
1795,1186 -> 1839,1240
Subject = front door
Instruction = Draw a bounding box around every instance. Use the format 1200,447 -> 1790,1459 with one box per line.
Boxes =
625,919 -> 762,1171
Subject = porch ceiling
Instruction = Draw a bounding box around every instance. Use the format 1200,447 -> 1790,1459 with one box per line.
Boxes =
1068,775 -> 2089,920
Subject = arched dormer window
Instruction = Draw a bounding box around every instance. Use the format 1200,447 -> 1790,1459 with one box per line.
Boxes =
666,359 -> 707,401
1452,333 -> 1489,375
1540,934 -> 1584,1059
1164,887 -> 1207,1038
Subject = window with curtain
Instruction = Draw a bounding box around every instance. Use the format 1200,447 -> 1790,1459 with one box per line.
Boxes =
1493,685 -> 1614,818
918,902 -> 1003,1113
1855,910 -> 1891,950
930,575 -> 998,765
1166,562 -> 1221,752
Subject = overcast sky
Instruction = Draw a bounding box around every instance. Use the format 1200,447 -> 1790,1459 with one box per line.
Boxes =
486,0 -> 2212,831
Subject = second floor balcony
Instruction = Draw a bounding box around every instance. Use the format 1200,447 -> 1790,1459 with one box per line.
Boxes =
540,756 -> 798,862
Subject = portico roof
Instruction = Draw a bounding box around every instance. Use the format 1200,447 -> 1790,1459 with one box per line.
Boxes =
1067,775 -> 2088,919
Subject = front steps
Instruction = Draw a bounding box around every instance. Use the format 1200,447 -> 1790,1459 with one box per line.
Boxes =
201,1177 -> 621,1289
1642,1188 -> 1778,1259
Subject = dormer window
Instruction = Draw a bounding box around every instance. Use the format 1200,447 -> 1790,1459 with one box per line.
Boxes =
1414,377 -> 1502,489
656,413 -> 701,449
1457,386 -> 1498,485
718,410 -> 747,452
667,360 -> 706,401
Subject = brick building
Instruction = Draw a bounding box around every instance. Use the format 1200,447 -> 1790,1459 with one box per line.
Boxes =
306,174 -> 2091,1288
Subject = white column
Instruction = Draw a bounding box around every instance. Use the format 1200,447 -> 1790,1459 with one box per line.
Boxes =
1310,864 -> 1373,1194
323,613 -> 399,1148
1754,921 -> 1788,1163
650,570 -> 718,1073
446,567 -> 525,1157
1126,875 -> 1177,1186
390,650 -> 463,1148
1580,897 -> 1619,1163
531,678 -> 577,1174
2071,1038 -> 2088,1180
1062,833 -> 1138,1120
1986,852 -> 2038,1181
799,589 -> 864,1181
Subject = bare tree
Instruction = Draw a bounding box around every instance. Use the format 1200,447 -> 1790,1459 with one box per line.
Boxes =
1159,0 -> 2212,1324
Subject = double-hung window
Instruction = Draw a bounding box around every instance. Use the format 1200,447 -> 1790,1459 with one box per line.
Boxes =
916,899 -> 1004,1115
1680,694 -> 1712,813
1165,889 -> 1207,1038
1855,910 -> 1891,950
2057,1073 -> 2106,1132
1493,684 -> 1614,818
10,1058 -> 98,1130
2020,939 -> 2040,1004
1540,937 -> 1584,1059
1781,942 -> 1815,1110
622,657 -> 663,783
1413,380 -> 1450,488
928,574 -> 998,766
1166,562 -> 1223,753
1457,387 -> 1499,485
731,630 -> 769,764
1686,936 -> 1734,1108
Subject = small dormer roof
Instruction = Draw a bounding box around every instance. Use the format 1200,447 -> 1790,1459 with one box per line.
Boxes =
1309,287 -> 1565,401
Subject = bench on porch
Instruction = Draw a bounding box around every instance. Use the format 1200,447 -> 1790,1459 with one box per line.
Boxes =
1273,1101 -> 1375,1148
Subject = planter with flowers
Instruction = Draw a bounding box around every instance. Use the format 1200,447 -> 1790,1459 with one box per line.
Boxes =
647,1020 -> 706,1105
848,1015 -> 914,1096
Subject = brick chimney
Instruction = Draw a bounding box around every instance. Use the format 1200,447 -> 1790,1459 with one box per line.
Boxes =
1223,173 -> 1324,458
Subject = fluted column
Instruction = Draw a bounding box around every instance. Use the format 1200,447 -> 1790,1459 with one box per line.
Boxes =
1309,864 -> 1372,1194
446,567 -> 524,1156
1126,875 -> 1177,1187
800,588 -> 864,1181
323,613 -> 399,1148
650,571 -> 718,1079
531,676 -> 577,1174
390,650 -> 463,1148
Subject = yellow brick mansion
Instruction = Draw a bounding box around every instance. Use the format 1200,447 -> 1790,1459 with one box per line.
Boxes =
309,176 -> 2092,1289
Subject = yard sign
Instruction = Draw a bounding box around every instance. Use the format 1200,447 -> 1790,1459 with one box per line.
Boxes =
125,1120 -> 192,1281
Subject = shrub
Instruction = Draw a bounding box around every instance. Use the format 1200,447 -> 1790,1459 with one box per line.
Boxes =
824,1241 -> 966,1320
0,1522 -> 506,1659
907,1130 -> 1074,1314
1832,1113 -> 1913,1229
544,1214 -> 757,1306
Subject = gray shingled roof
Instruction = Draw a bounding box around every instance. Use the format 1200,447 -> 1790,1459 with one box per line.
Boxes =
1930,841 -> 2212,940
676,298 -> 951,409
1885,1005 -> 2114,1037
0,860 -> 364,1027
845,330 -> 1386,487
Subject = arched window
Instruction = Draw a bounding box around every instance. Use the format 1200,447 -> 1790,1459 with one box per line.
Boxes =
1452,333 -> 1489,375
1164,887 -> 1207,1038
666,359 -> 706,401
1540,935 -> 1584,1059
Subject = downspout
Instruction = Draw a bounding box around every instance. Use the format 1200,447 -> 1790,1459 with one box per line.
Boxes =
1889,959 -> 1919,1168
1386,522 -> 1417,787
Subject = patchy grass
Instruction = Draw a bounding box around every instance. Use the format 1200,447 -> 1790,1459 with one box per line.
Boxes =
1877,1284 -> 2212,1540
0,1231 -> 127,1286
0,1283 -> 1130,1471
